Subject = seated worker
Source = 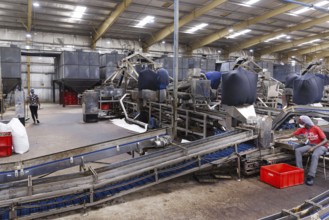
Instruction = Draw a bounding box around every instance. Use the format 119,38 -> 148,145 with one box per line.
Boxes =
276,115 -> 328,186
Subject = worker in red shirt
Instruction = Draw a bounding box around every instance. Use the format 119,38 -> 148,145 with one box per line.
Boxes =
276,115 -> 328,186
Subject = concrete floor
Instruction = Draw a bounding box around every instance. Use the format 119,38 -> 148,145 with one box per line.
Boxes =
1,104 -> 329,220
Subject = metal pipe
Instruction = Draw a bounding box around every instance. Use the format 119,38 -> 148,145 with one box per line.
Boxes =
173,0 -> 179,138
281,0 -> 329,13
119,93 -> 148,130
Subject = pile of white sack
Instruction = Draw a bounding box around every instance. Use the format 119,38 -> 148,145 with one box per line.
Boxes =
0,118 -> 29,154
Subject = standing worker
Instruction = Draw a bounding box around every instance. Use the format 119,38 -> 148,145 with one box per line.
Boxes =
276,115 -> 328,186
29,88 -> 40,124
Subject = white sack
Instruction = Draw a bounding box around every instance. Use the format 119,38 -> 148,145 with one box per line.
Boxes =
8,118 -> 29,154
0,122 -> 12,133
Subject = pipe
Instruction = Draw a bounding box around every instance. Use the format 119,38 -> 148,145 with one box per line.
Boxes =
173,0 -> 179,139
119,93 -> 148,131
281,0 -> 329,13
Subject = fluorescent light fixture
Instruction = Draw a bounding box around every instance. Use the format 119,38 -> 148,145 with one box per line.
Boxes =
26,33 -> 32,38
162,40 -> 165,44
286,35 -> 291,39
315,0 -> 329,6
106,41 -> 110,44
245,0 -> 261,5
71,6 -> 86,19
298,39 -> 321,46
228,28 -> 234,33
264,34 -> 287,42
249,49 -> 254,53
186,23 -> 208,34
218,50 -> 221,53
135,16 -> 155,28
33,2 -> 40,7
293,7 -> 310,14
292,1 -> 329,14
226,29 -> 251,39
25,45 -> 30,49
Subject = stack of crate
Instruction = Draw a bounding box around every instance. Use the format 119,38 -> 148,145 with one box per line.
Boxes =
62,90 -> 78,105
100,52 -> 125,81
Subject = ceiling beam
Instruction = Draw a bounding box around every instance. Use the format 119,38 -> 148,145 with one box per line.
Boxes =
91,0 -> 132,49
189,0 -> 313,51
142,0 -> 228,50
27,0 -> 32,32
287,42 -> 329,56
259,32 -> 329,55
230,14 -> 329,52
307,50 -> 329,60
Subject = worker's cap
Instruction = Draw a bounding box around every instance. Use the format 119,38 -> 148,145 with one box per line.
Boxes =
299,115 -> 314,126
30,88 -> 34,93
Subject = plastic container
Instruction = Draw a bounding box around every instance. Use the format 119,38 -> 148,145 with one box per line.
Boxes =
260,163 -> 304,189
101,103 -> 110,110
0,132 -> 13,157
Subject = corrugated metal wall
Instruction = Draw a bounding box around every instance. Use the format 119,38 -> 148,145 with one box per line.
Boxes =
21,56 -> 59,102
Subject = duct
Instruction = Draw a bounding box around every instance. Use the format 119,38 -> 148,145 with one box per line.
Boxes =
281,0 -> 329,13
0,28 -> 223,56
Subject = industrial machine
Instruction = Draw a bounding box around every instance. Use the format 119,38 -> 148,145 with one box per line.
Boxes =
3,54 -> 329,220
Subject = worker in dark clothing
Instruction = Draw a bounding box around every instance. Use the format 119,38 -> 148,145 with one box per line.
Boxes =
29,88 -> 40,124
276,115 -> 328,186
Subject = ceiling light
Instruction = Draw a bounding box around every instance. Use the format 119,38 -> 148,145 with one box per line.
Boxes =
298,39 -> 321,46
162,41 -> 165,44
249,49 -> 254,53
320,58 -> 324,61
186,23 -> 208,34
293,7 -> 310,15
286,35 -> 291,39
218,50 -> 221,53
106,41 -> 110,44
26,33 -> 32,38
228,28 -> 234,33
71,6 -> 86,19
264,34 -> 287,42
245,0 -> 261,5
33,2 -> 40,7
135,16 -> 155,28
315,0 -> 329,7
25,45 -> 30,49
226,29 -> 251,39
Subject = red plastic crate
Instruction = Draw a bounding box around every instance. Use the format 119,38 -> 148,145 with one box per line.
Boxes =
260,163 -> 304,189
0,135 -> 13,157
101,103 -> 111,110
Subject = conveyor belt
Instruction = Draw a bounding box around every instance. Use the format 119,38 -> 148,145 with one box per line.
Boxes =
0,128 -> 168,183
272,106 -> 329,130
260,189 -> 329,220
0,129 -> 258,219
